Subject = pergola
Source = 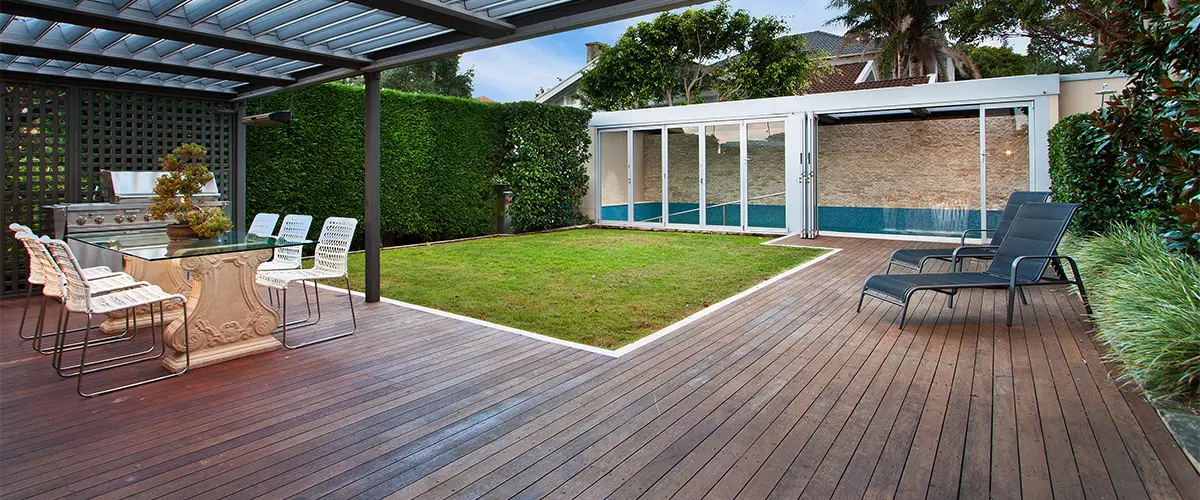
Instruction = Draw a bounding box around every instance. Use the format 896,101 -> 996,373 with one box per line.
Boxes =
0,0 -> 698,301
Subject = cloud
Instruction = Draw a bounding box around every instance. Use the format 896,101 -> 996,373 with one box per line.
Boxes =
466,0 -> 845,102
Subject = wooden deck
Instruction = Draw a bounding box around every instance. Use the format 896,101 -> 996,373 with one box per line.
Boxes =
1,236 -> 1196,499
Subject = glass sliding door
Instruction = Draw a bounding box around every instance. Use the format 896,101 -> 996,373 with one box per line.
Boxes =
665,126 -> 702,226
982,106 -> 1033,230
815,106 -> 983,237
632,128 -> 665,224
704,123 -> 742,229
745,120 -> 787,230
598,130 -> 630,222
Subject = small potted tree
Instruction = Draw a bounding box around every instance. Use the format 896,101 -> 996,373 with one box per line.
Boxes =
147,143 -> 233,240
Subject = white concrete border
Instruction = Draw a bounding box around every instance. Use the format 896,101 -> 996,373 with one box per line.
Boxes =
314,239 -> 841,358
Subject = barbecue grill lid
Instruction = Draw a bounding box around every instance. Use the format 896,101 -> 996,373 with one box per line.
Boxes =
101,170 -> 219,203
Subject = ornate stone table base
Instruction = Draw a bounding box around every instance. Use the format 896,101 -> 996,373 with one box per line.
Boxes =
160,249 -> 282,372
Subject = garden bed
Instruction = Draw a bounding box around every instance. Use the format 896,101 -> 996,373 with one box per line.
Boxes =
343,228 -> 828,349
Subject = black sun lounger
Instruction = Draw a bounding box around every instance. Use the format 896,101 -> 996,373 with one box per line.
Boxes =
886,191 -> 1051,273
859,202 -> 1092,328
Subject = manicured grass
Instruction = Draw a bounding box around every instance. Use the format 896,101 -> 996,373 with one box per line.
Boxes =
344,228 -> 828,349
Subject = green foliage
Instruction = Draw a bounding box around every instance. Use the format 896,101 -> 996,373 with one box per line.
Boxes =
247,84 -> 593,246
1062,224 -> 1200,401
945,0 -> 1114,73
499,102 -> 593,232
1095,0 -> 1200,254
148,143 -> 233,236
826,0 -> 975,80
962,45 -> 1030,78
247,84 -> 506,246
342,56 -> 474,98
578,0 -> 827,110
1048,113 -> 1141,233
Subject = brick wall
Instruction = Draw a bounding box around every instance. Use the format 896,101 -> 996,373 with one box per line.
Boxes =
818,115 -> 1029,210
641,128 -> 787,206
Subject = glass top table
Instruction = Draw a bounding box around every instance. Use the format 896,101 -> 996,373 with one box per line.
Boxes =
69,229 -> 311,261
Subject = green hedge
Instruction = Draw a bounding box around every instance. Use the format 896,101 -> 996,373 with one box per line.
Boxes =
1062,225 -> 1200,401
246,84 -> 591,245
1047,113 -> 1136,234
500,102 -> 592,231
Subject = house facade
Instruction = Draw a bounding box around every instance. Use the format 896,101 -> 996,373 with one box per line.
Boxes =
581,71 -> 1127,241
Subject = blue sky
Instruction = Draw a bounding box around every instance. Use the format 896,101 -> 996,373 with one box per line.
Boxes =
461,0 -> 844,102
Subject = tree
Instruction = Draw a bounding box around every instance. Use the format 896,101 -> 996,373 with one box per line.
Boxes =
944,0 -> 1119,73
342,56 -> 474,98
577,1 -> 828,111
963,45 -> 1030,78
826,0 -> 977,80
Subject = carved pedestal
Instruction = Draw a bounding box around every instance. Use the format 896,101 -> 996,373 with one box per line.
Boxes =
99,256 -> 191,334
161,249 -> 282,372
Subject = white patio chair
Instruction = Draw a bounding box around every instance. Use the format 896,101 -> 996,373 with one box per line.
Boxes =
42,238 -> 190,398
247,213 -> 280,237
259,214 -> 314,321
9,223 -> 119,341
255,217 -> 357,348
13,230 -> 143,356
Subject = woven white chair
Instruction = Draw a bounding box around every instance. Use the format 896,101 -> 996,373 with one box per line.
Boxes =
13,231 -> 143,356
247,213 -> 280,237
9,224 -> 118,341
42,238 -> 190,397
259,214 -> 314,321
256,216 -> 357,348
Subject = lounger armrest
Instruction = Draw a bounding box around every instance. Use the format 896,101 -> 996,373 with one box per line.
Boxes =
950,245 -> 999,271
960,228 -> 993,246
1010,254 -> 1081,286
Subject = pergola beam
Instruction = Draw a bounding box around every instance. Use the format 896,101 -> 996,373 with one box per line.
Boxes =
234,0 -> 704,99
0,37 -> 294,86
344,0 -> 515,39
2,0 -> 371,70
363,71 -> 381,303
0,68 -> 237,98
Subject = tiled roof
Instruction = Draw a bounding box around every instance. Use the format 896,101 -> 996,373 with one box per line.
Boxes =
798,30 -> 875,57
804,62 -> 931,95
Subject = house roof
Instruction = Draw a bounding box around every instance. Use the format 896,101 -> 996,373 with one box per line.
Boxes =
798,30 -> 874,57
804,61 -> 931,95
0,0 -> 701,100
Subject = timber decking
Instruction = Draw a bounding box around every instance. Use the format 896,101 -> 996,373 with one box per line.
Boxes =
1,236 -> 1196,499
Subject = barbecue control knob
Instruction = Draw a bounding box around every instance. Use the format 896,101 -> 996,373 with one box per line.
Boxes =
94,216 -> 104,224
143,213 -> 152,221
76,216 -> 86,225
114,215 -> 124,223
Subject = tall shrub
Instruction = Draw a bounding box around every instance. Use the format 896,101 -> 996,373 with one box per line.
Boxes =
500,102 -> 592,232
1096,0 -> 1200,254
246,84 -> 505,246
1047,113 -> 1135,233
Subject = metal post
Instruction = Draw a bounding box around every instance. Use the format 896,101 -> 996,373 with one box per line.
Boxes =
234,101 -> 247,235
364,72 -> 381,303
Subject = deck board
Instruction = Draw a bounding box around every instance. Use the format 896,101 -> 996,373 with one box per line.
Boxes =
1,235 -> 1195,500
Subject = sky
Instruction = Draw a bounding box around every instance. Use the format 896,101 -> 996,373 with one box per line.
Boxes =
461,0 -> 844,102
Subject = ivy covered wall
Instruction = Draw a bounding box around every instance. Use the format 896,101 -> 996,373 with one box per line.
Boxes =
246,83 -> 590,245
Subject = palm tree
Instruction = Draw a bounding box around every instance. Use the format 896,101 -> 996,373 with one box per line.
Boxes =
826,0 -> 978,80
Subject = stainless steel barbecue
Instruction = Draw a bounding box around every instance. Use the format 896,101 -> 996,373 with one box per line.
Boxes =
44,170 -> 225,269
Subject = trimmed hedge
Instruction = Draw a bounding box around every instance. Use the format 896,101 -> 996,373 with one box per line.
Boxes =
1047,113 -> 1136,234
500,102 -> 592,231
246,84 -> 592,245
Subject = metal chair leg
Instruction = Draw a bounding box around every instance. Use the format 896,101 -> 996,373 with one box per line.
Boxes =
55,306 -> 162,377
897,297 -> 911,329
35,303 -> 133,355
1006,286 -> 1018,327
1018,287 -> 1029,305
78,300 -> 189,398
18,285 -> 36,340
278,276 -> 355,349
856,287 -> 867,312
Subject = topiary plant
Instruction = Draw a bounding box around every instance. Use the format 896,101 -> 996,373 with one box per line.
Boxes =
148,143 -> 233,238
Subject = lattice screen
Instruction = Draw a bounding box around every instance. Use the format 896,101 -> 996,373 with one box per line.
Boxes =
2,81 -> 234,296
2,83 -> 71,296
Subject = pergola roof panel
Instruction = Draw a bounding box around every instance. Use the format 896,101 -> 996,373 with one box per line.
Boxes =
1,0 -> 701,99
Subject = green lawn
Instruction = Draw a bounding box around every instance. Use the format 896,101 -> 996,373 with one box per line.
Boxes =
344,229 -> 828,349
